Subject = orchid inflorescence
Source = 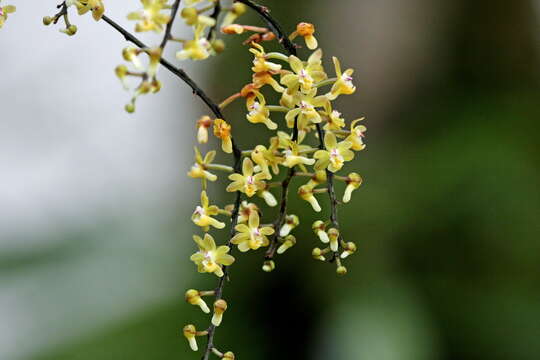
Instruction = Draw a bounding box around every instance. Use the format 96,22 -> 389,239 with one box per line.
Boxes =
0,0 -> 369,358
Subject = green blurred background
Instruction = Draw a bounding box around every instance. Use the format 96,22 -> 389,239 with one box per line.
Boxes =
3,0 -> 540,359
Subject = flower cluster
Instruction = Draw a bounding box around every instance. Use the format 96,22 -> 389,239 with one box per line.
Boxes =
36,1 -> 367,358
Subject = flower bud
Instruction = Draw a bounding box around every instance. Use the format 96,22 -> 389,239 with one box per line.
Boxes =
279,214 -> 299,237
343,172 -> 362,203
223,351 -> 236,360
231,3 -> 247,16
277,235 -> 296,254
122,47 -> 143,69
66,25 -> 77,36
211,39 -> 226,54
298,185 -> 321,212
185,289 -> 210,313
336,265 -> 348,276
125,103 -> 135,113
259,189 -> 277,207
296,22 -> 318,50
196,115 -> 212,144
312,247 -> 325,261
262,260 -> 275,272
212,299 -> 228,326
183,324 -> 198,351
312,220 -> 329,243
181,7 -> 198,25
221,24 -> 244,34
328,228 -> 340,252
306,170 -> 327,189
43,16 -> 53,26
341,242 -> 357,259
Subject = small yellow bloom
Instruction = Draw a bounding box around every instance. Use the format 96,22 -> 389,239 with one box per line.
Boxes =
236,201 -> 259,224
176,25 -> 212,61
127,0 -> 171,33
322,103 -> 346,131
188,147 -> 218,182
212,299 -> 227,326
246,93 -> 278,130
183,324 -> 198,351
213,118 -> 233,153
0,2 -> 16,29
196,115 -> 212,144
346,118 -> 367,151
67,0 -> 105,21
294,22 -> 318,50
298,185 -> 321,212
250,43 -> 282,73
281,50 -> 327,94
226,158 -> 266,197
327,56 -> 356,100
279,136 -> 316,168
185,289 -> 210,313
192,191 -> 226,230
190,233 -> 235,277
231,211 -> 274,252
314,132 -> 355,173
251,145 -> 272,179
343,172 -> 362,203
285,89 -> 328,130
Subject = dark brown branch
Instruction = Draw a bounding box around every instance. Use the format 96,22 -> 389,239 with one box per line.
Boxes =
159,0 -> 182,50
234,0 -> 297,56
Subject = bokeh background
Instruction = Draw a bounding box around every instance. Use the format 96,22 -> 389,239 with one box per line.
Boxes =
2,0 -> 540,359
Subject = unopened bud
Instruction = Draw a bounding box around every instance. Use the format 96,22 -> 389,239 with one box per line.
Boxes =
183,324 -> 198,351
336,265 -> 347,276
341,242 -> 357,259
312,220 -> 329,243
277,235 -> 296,254
312,247 -> 325,261
279,214 -> 299,237
43,16 -> 53,26
328,228 -> 340,252
212,299 -> 228,326
262,260 -> 275,272
223,351 -> 236,360
185,289 -> 210,313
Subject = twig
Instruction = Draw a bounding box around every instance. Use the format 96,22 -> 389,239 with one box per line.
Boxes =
159,0 -> 182,50
234,0 -> 297,56
206,0 -> 222,41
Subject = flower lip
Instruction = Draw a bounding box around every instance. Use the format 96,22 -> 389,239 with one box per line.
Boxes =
246,175 -> 255,185
194,206 -> 205,215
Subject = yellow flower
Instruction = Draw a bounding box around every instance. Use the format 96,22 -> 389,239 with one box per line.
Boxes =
279,135 -> 315,168
343,172 -> 362,203
127,0 -> 171,33
236,201 -> 259,224
294,22 -> 318,50
226,158 -> 266,197
0,2 -> 16,29
176,24 -> 212,61
250,43 -> 282,73
322,103 -> 346,131
192,191 -> 225,230
345,118 -> 367,151
281,50 -> 327,94
196,115 -> 212,143
67,0 -> 105,21
285,89 -> 328,130
188,147 -> 218,182
190,233 -> 235,277
246,93 -> 278,130
213,118 -> 233,153
231,210 -> 274,252
251,145 -> 272,179
327,56 -> 356,100
328,228 -> 340,252
314,132 -> 354,173
263,136 -> 284,175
